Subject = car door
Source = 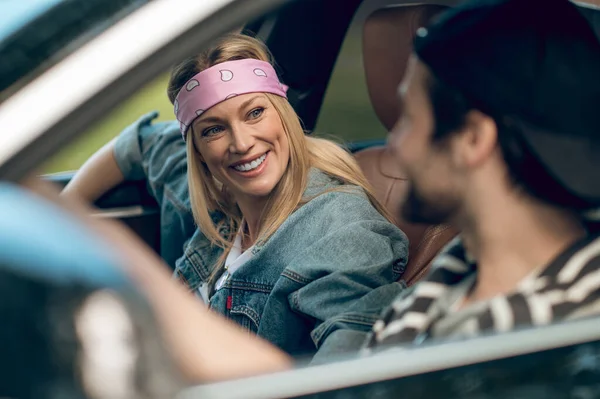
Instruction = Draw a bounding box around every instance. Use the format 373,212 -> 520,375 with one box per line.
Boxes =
180,317 -> 600,399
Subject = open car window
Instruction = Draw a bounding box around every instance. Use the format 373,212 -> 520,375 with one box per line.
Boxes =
0,0 -> 281,181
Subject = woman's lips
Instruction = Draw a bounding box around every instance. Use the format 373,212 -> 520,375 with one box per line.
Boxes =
230,151 -> 270,178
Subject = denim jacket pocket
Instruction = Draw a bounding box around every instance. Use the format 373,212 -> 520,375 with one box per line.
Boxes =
227,287 -> 271,334
230,305 -> 261,333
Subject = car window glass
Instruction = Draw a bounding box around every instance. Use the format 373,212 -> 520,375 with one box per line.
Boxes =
43,73 -> 172,173
40,0 -> 393,174
43,25 -> 243,174
44,11 -> 382,174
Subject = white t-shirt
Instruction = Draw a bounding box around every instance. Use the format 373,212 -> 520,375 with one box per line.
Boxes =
197,232 -> 254,303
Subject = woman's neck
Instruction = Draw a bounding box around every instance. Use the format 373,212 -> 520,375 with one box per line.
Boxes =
236,195 -> 269,247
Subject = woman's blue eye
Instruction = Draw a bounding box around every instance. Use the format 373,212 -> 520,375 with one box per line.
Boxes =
203,126 -> 224,137
248,107 -> 264,119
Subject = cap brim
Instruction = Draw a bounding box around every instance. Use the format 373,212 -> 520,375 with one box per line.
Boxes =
514,118 -> 600,203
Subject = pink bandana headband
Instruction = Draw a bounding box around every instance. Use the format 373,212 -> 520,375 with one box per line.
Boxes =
174,59 -> 288,138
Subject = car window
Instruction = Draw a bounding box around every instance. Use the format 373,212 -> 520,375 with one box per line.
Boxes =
43,26 -> 243,174
43,73 -> 172,173
41,0 -> 393,174
314,12 -> 386,144
43,20 -> 378,173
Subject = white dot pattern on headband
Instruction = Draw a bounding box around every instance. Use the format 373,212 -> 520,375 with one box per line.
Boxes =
253,68 -> 267,77
416,27 -> 428,37
175,59 -> 288,139
186,79 -> 200,91
220,70 -> 233,81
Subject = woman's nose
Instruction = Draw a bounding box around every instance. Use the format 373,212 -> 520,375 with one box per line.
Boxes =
228,125 -> 254,154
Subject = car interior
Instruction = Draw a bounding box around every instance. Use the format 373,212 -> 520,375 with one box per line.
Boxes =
46,0 -> 461,288
355,3 -> 458,285
40,0 -> 600,293
3,0 -> 600,397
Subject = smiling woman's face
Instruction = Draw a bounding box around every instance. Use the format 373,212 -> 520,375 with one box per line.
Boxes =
191,93 -> 290,203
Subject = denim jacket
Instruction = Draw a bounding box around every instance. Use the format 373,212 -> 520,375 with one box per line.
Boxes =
114,112 -> 409,360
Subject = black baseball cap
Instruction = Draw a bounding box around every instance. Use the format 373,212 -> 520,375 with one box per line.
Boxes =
414,0 -> 600,204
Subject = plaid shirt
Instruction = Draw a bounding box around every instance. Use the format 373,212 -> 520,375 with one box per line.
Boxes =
364,234 -> 600,352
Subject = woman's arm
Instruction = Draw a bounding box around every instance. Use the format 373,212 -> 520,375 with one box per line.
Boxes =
62,113 -> 194,268
61,138 -> 124,202
62,112 -> 187,209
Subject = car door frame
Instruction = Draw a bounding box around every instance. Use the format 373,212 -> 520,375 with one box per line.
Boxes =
179,317 -> 600,399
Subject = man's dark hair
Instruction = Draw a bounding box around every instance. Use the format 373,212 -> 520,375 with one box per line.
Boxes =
425,72 -> 594,211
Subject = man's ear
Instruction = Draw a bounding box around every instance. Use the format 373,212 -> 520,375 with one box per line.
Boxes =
454,110 -> 498,168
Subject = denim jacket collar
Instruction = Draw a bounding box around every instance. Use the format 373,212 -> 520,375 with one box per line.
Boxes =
176,168 -> 340,289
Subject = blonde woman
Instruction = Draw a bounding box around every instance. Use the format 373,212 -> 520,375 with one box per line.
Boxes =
63,34 -> 408,361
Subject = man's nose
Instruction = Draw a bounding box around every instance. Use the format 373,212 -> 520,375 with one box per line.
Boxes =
228,124 -> 254,154
387,122 -> 407,164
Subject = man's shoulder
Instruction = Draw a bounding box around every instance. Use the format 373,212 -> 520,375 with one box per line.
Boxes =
542,234 -> 600,286
531,234 -> 600,323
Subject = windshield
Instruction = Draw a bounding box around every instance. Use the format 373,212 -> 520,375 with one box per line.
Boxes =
0,0 -> 149,102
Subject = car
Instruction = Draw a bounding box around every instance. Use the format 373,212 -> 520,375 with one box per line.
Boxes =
182,316 -> 600,398
1,0 -> 600,397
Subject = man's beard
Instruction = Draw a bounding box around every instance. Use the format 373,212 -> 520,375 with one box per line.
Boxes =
400,183 -> 458,225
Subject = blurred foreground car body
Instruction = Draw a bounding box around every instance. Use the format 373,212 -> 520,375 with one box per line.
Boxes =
0,183 -> 182,399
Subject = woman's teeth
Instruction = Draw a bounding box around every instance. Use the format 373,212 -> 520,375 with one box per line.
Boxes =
233,154 -> 267,172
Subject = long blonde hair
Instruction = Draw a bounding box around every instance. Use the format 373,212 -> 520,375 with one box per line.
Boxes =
168,34 -> 392,284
